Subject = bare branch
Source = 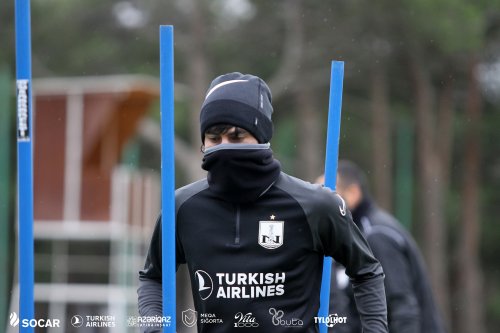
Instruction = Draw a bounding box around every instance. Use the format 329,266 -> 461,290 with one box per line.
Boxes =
268,0 -> 304,100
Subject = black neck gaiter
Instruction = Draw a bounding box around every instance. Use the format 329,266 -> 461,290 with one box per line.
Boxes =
201,143 -> 281,203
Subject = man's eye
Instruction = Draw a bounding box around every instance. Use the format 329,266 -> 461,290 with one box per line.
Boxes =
233,129 -> 248,138
206,135 -> 220,141
229,133 -> 245,141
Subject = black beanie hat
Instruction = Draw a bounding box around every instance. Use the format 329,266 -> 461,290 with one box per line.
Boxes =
200,72 -> 274,143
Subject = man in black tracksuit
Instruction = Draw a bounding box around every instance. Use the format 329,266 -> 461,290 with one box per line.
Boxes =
326,160 -> 446,333
138,73 -> 388,333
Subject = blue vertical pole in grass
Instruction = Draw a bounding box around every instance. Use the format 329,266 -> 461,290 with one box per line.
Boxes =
318,61 -> 344,333
15,0 -> 35,331
160,25 -> 176,333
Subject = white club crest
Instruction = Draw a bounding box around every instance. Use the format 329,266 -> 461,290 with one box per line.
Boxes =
258,221 -> 284,249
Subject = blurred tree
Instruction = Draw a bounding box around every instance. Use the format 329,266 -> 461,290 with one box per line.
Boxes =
456,54 -> 484,333
392,3 -> 488,331
407,46 -> 452,326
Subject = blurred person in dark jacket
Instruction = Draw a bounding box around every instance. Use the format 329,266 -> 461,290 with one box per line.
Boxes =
317,160 -> 446,333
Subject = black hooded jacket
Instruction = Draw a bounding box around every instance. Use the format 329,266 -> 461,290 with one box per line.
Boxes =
138,173 -> 388,333
329,197 -> 446,333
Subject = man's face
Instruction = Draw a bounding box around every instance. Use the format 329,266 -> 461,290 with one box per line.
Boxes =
315,174 -> 361,211
336,176 -> 362,211
204,126 -> 258,148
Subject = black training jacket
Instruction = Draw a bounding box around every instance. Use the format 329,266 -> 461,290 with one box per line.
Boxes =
138,173 -> 388,333
330,198 -> 447,333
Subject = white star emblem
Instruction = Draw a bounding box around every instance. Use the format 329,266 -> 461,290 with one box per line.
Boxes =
270,215 -> 275,220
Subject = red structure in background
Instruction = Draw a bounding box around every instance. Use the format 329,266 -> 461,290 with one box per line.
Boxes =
33,75 -> 159,224
7,75 -> 162,333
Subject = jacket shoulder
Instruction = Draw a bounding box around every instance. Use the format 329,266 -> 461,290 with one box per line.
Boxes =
364,207 -> 409,248
175,178 -> 209,213
275,172 -> 346,217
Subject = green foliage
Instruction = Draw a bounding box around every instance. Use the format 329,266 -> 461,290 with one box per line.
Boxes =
401,0 -> 486,53
272,115 -> 297,174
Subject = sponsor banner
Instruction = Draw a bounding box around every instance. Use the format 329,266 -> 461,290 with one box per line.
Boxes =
314,313 -> 348,328
10,311 -> 178,329
182,309 -> 197,327
127,315 -> 172,328
181,309 -> 224,327
71,315 -> 84,328
9,312 -> 61,328
234,312 -> 259,328
71,315 -> 116,328
199,312 -> 224,325
268,308 -> 303,328
195,270 -> 286,300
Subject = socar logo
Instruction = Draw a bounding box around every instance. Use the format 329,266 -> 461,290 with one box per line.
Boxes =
10,312 -> 20,327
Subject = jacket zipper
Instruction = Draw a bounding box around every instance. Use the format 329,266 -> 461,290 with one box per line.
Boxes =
234,205 -> 241,245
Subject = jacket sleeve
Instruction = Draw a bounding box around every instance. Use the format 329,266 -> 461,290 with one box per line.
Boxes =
367,231 -> 421,333
137,279 -> 163,333
137,214 -> 186,332
313,191 -> 388,333
328,264 -> 362,333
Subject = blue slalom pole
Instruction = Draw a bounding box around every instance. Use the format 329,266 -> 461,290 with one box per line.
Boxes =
318,61 -> 344,333
15,0 -> 35,331
160,25 -> 176,333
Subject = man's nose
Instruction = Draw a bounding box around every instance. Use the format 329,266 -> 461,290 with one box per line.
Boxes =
220,135 -> 230,144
